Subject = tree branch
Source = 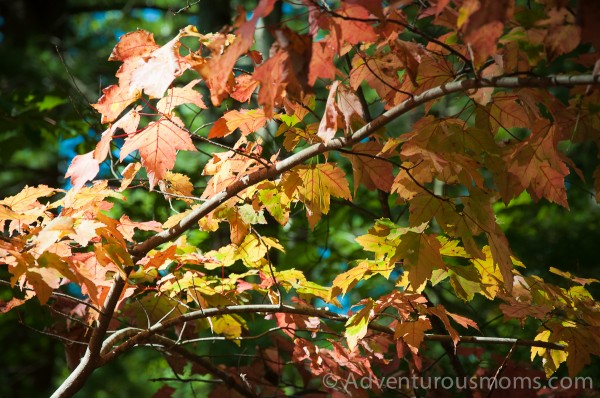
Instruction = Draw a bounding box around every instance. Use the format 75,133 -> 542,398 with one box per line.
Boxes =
51,275 -> 128,398
101,303 -> 566,365
130,74 -> 600,258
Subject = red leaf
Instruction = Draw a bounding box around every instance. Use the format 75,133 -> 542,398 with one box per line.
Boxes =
201,0 -> 276,105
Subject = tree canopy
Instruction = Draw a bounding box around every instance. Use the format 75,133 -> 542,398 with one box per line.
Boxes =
1,1 -> 600,397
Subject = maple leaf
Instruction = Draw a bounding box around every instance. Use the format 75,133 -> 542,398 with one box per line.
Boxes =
65,152 -> 100,191
394,317 -> 432,354
342,141 -> 394,193
427,304 -> 474,346
200,0 -> 276,105
559,327 -> 599,377
308,41 -> 337,86
294,162 -> 352,228
213,314 -> 247,339
471,246 -> 503,299
345,0 -> 384,19
223,109 -> 270,136
228,209 -> 251,245
207,118 -> 229,139
120,116 -> 197,189
108,29 -> 160,62
317,81 -> 340,143
460,0 -> 513,67
119,162 -> 142,191
257,182 -> 292,226
330,260 -> 394,300
499,300 -> 552,323
158,171 -> 194,203
252,50 -> 289,118
71,219 -> 105,246
94,107 -> 141,164
129,35 -> 190,99
313,2 -> 378,51
117,214 -> 162,242
33,216 -> 75,256
506,122 -> 570,207
156,79 -> 206,115
0,185 -> 57,213
345,298 -> 374,350
92,84 -> 141,124
395,230 -> 447,290
230,73 -> 259,103
446,264 -> 482,301
336,84 -> 364,135
488,92 -> 532,132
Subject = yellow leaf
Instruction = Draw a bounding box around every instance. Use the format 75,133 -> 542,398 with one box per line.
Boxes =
294,163 -> 351,228
345,298 -> 374,350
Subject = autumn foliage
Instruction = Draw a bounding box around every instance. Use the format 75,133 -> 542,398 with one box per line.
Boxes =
2,0 -> 600,397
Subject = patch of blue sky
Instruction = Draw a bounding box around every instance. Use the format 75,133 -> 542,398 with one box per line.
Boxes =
133,8 -> 162,23
317,246 -> 331,259
64,282 -> 87,299
188,15 -> 200,26
58,135 -> 85,159
91,10 -> 122,25
114,29 -> 126,41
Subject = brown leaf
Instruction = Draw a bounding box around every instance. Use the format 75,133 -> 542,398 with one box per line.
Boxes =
317,81 -> 339,143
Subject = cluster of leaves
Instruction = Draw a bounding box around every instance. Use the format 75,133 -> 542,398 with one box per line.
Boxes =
1,0 -> 600,397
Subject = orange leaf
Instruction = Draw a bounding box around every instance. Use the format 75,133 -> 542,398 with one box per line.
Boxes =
223,109 -> 269,136
230,74 -> 259,103
94,106 -> 141,163
253,50 -> 288,118
109,29 -> 159,62
65,152 -> 100,191
308,41 -> 336,86
92,84 -> 141,124
120,116 -> 196,188
394,317 -> 432,353
208,118 -> 230,139
156,79 -> 206,115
